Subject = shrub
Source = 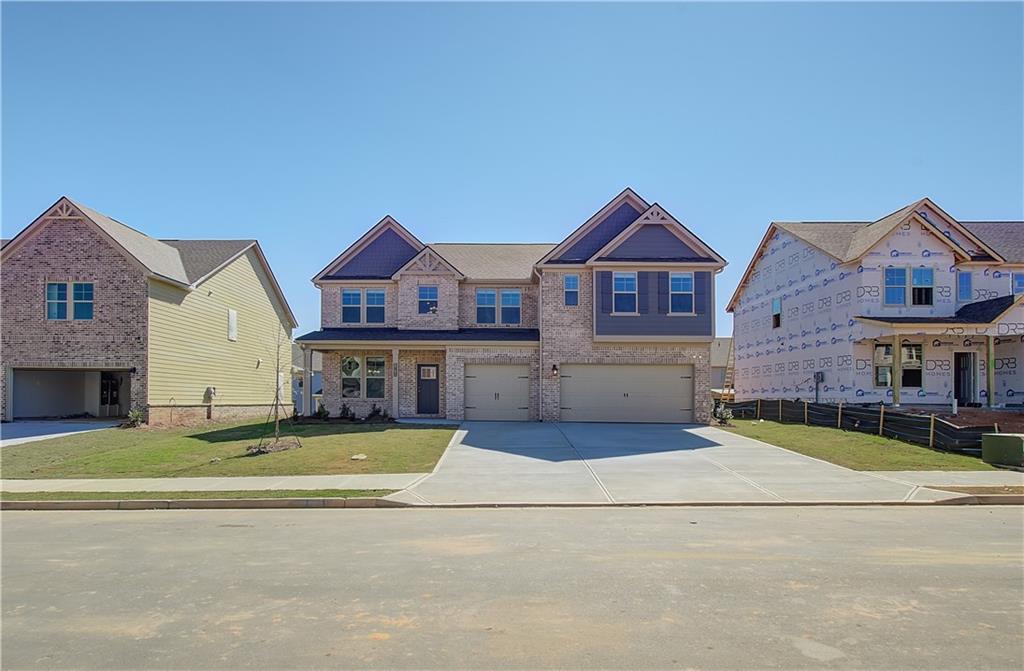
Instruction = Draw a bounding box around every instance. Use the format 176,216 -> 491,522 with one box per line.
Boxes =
121,409 -> 145,428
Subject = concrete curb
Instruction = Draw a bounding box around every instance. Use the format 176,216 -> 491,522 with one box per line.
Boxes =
2,495 -> 1021,511
0,497 -> 411,511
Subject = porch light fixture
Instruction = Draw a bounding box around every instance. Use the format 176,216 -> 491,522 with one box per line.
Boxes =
551,364 -> 559,377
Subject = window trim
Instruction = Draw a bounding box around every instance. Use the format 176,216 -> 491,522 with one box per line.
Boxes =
364,289 -> 386,324
418,285 -> 439,314
475,288 -> 496,325
341,288 -> 363,324
883,266 -> 908,306
563,274 -> 579,307
45,282 -> 68,320
45,281 -> 94,321
669,272 -> 696,316
365,356 -> 386,399
611,271 -> 638,315
910,267 -> 934,306
500,289 -> 522,325
957,270 -> 973,303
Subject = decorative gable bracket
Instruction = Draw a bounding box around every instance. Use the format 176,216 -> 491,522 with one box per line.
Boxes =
391,246 -> 465,279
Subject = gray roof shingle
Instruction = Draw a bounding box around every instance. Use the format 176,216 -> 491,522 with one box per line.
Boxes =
429,243 -> 556,281
960,222 -> 1024,264
161,239 -> 256,283
857,295 -> 1019,324
297,327 -> 540,342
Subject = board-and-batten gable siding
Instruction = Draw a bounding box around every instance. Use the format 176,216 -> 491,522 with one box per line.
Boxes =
553,202 -> 642,262
594,270 -> 713,336
325,229 -> 419,279
148,248 -> 292,406
603,225 -> 701,260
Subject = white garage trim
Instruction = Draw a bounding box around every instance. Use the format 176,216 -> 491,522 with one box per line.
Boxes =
464,364 -> 530,421
560,363 -> 694,423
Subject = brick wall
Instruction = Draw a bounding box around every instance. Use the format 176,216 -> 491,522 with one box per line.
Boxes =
0,214 -> 149,420
395,275 -> 459,330
320,350 -> 394,418
444,346 -> 541,420
457,284 -> 539,329
539,269 -> 713,423
320,284 -> 398,328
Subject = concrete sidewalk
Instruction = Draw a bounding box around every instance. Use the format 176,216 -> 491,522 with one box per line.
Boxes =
0,473 -> 428,493
872,470 -> 1023,486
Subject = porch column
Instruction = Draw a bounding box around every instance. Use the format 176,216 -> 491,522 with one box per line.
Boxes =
392,348 -> 400,418
302,346 -> 313,416
986,335 -> 995,408
891,333 -> 901,406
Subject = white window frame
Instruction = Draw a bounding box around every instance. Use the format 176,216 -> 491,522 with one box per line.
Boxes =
669,272 -> 695,315
71,282 -> 94,320
45,281 -> 94,321
418,285 -> 438,314
563,274 -> 579,306
957,270 -> 973,303
500,289 -> 521,325
911,267 -> 934,306
341,289 -> 362,324
45,282 -> 68,320
365,356 -> 386,399
476,288 -> 496,324
365,289 -> 386,324
612,272 -> 638,315
883,266 -> 907,306
341,355 -> 362,399
227,308 -> 238,341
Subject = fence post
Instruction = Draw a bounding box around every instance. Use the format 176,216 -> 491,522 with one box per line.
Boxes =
804,401 -> 808,425
929,414 -> 935,448
837,401 -> 843,429
778,399 -> 783,422
756,399 -> 761,419
878,404 -> 885,436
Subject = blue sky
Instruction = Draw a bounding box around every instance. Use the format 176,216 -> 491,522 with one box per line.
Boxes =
3,2 -> 1022,336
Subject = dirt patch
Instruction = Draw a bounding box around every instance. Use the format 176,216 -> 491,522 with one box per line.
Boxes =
899,407 -> 1024,432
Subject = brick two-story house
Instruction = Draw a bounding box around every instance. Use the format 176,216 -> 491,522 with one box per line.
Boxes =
296,188 -> 726,423
727,198 -> 1023,407
1,196 -> 297,424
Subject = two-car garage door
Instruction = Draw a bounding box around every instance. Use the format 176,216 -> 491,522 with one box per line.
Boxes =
560,364 -> 694,423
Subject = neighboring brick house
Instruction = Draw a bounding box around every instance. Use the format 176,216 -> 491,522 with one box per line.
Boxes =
297,188 -> 726,423
1,196 -> 297,424
727,198 -> 1023,407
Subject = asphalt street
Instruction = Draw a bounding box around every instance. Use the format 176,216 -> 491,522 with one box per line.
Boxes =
2,507 -> 1022,670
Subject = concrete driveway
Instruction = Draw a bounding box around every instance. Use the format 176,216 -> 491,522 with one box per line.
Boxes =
395,422 -> 940,505
0,420 -> 120,447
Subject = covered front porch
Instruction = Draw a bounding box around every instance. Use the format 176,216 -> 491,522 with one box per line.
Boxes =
855,307 -> 1022,408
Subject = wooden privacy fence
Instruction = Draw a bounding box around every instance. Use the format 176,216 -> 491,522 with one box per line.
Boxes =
725,399 -> 995,454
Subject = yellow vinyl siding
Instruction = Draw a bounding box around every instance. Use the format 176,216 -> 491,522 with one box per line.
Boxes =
148,250 -> 292,407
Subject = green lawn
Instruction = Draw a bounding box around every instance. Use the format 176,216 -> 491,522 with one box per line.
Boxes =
1,421 -> 455,479
0,489 -> 394,501
724,420 -> 995,471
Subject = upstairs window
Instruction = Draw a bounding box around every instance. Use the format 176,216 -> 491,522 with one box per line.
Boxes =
670,272 -> 694,314
911,267 -> 933,306
476,289 -> 496,324
418,285 -> 438,314
957,271 -> 973,302
884,267 -> 907,305
227,308 -> 238,341
612,272 -> 637,313
365,289 -> 386,324
563,274 -> 579,306
500,289 -> 521,324
72,283 -> 94,320
1014,273 -> 1024,295
46,282 -> 67,320
771,297 -> 782,329
342,289 -> 361,323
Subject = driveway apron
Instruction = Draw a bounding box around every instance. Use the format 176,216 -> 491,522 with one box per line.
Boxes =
400,422 -> 923,505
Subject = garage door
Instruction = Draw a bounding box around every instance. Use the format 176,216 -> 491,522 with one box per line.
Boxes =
560,364 -> 694,423
464,364 -> 530,421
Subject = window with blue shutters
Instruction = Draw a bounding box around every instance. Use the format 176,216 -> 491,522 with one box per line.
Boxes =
669,272 -> 694,314
612,272 -> 637,313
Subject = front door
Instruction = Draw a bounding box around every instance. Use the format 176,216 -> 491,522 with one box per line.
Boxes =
417,364 -> 439,415
954,352 -> 976,405
99,372 -> 120,417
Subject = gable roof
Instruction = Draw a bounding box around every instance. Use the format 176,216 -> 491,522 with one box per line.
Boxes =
727,198 -> 1012,312
431,243 -> 556,281
590,203 -> 726,266
537,188 -> 650,265
1,196 -> 296,326
960,222 -> 1024,264
313,215 -> 424,282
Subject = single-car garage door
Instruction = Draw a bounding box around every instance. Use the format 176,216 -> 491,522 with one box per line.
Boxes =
464,364 -> 530,421
560,364 -> 694,423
